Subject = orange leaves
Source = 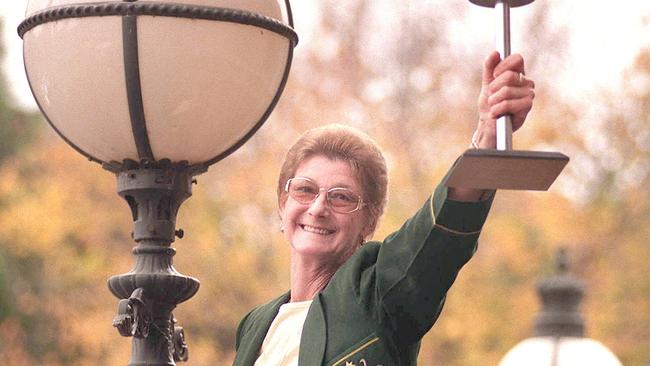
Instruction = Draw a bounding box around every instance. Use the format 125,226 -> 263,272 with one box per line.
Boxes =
2,2 -> 650,365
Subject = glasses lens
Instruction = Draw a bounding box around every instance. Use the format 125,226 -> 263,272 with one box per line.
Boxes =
287,178 -> 319,203
327,188 -> 360,213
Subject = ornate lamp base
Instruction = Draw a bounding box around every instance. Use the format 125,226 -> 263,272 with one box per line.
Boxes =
106,161 -> 200,365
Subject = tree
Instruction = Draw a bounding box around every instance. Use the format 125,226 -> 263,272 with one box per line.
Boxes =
0,19 -> 39,165
1,3 -> 648,364
0,17 -> 46,364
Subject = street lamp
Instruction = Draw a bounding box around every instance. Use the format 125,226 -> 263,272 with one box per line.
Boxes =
18,1 -> 298,364
499,249 -> 622,366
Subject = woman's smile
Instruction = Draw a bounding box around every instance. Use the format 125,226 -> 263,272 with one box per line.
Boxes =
298,223 -> 336,235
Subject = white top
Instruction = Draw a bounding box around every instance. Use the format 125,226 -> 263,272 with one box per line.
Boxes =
253,300 -> 313,366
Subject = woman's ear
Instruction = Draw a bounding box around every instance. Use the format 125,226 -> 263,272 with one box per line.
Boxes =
278,194 -> 288,218
361,217 -> 377,240
278,205 -> 285,220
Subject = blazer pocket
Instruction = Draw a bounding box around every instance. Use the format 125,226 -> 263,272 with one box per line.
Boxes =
327,333 -> 390,366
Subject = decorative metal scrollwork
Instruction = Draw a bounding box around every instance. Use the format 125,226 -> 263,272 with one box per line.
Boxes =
113,298 -> 135,336
171,316 -> 189,362
112,288 -> 152,338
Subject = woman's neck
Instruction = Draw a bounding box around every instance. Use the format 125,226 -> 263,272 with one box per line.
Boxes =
289,253 -> 339,302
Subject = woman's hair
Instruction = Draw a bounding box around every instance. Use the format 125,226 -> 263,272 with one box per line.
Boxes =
277,124 -> 388,229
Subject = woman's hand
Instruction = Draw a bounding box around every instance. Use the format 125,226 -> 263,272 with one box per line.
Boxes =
473,51 -> 535,149
449,52 -> 535,202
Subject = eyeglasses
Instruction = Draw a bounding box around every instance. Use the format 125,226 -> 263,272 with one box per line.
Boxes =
284,177 -> 365,214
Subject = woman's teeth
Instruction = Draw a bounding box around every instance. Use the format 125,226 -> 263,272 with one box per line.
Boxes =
300,224 -> 335,235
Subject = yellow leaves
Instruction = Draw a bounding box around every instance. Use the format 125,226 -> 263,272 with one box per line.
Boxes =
181,337 -> 235,366
0,142 -> 122,258
3,182 -> 70,256
0,318 -> 36,365
49,296 -> 125,361
1,4 -> 649,365
0,141 -> 135,364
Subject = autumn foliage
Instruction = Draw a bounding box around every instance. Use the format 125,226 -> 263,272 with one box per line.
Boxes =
1,2 -> 649,365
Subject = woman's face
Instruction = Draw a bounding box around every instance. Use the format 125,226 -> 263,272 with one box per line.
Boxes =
279,155 -> 371,264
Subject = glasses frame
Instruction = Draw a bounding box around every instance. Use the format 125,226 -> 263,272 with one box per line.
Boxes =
284,177 -> 366,214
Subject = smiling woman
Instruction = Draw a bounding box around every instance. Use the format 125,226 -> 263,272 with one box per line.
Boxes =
232,46 -> 536,366
229,49 -> 537,363
232,122 -> 499,366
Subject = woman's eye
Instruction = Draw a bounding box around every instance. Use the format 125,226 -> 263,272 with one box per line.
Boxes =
330,191 -> 356,202
295,185 -> 317,194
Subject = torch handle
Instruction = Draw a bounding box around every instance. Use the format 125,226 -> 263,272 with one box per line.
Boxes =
495,0 -> 513,151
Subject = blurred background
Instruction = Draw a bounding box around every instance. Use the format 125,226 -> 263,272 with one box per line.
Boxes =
0,0 -> 649,364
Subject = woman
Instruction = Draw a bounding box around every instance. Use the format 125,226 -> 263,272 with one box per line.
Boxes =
233,52 -> 535,366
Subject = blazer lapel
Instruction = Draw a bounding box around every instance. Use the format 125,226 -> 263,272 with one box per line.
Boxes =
298,293 -> 327,366
233,292 -> 291,366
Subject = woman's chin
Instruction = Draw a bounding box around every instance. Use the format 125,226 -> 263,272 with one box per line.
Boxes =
290,241 -> 337,261
291,242 -> 329,256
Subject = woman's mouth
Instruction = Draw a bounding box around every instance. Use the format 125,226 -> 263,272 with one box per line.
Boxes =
299,224 -> 335,235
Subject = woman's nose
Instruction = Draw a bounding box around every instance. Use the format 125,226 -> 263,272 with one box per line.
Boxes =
307,190 -> 330,216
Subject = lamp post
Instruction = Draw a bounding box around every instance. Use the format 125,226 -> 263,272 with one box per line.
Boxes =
499,249 -> 622,366
18,1 -> 298,364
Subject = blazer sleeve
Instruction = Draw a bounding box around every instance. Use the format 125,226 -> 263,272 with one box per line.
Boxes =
369,178 -> 494,345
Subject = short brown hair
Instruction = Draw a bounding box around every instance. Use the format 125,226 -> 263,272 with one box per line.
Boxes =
277,124 -> 388,230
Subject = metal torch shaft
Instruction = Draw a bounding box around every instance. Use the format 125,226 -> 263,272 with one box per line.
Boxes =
495,0 -> 513,150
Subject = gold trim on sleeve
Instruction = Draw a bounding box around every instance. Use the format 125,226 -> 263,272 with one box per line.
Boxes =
433,223 -> 482,236
430,194 -> 482,236
331,337 -> 380,366
429,194 -> 437,226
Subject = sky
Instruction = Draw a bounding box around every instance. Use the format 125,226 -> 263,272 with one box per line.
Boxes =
1,1 -> 649,109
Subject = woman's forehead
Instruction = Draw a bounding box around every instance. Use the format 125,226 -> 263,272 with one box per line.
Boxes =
294,155 -> 360,189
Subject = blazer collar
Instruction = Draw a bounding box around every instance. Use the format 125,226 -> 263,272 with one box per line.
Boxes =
233,291 -> 291,366
232,292 -> 328,366
298,293 -> 327,365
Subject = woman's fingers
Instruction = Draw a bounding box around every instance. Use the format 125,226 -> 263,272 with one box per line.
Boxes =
488,97 -> 533,118
489,70 -> 535,94
488,96 -> 533,131
482,51 -> 502,85
486,55 -> 535,133
487,83 -> 535,107
493,53 -> 525,77
477,52 -> 535,135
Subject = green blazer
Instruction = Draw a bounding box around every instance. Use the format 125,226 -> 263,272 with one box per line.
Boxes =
233,182 -> 494,366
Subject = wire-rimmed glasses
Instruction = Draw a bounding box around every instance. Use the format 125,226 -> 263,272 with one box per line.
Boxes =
284,177 -> 365,214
